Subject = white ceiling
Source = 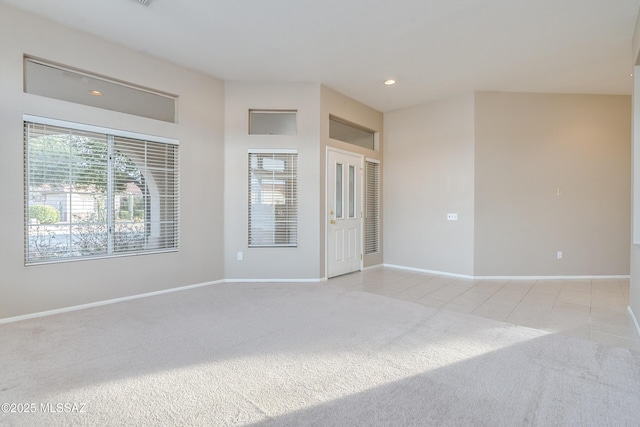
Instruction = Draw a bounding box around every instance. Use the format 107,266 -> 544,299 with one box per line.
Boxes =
3,0 -> 640,112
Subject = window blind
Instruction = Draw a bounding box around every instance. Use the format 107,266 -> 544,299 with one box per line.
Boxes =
365,160 -> 380,254
113,136 -> 180,252
248,151 -> 298,247
24,120 -> 179,264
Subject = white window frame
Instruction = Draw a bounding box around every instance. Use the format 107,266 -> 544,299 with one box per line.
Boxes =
24,115 -> 179,265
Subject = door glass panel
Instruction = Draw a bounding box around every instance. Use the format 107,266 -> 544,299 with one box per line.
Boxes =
349,165 -> 355,218
336,163 -> 343,218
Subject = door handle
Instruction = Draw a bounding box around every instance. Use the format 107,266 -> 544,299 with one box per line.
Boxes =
330,219 -> 336,224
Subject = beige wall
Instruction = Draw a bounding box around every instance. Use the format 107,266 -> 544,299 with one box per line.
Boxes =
633,70 -> 640,323
383,94 -> 476,276
0,5 -> 225,319
224,82 -> 322,280
320,86 -> 384,269
383,92 -> 630,278
630,10 -> 640,323
475,92 -> 631,276
223,84 -> 383,280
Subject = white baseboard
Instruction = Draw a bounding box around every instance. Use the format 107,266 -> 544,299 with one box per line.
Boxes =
383,264 -> 475,279
476,274 -> 630,280
224,278 -> 326,283
383,263 -> 630,280
0,277 -> 331,324
1,266 -> 632,324
628,306 -> 640,339
0,279 -> 225,325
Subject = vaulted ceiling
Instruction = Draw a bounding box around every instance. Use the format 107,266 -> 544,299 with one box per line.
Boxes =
3,0 -> 639,112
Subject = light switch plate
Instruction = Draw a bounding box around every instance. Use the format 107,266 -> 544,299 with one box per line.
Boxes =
447,213 -> 458,221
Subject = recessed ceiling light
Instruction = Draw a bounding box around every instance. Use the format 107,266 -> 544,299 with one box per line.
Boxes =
384,79 -> 396,86
89,90 -> 102,96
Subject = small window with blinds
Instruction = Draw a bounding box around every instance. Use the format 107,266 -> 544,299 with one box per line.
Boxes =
248,150 -> 297,247
24,117 -> 179,264
365,160 -> 380,255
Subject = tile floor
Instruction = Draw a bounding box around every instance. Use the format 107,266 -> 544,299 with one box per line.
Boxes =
329,267 -> 640,351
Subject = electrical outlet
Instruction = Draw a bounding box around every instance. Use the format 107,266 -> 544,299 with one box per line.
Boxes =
237,252 -> 243,261
447,213 -> 458,221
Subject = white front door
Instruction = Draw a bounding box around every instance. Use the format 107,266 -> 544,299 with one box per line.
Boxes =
327,149 -> 362,278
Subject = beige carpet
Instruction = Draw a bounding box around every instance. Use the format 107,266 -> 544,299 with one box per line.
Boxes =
1,282 -> 639,426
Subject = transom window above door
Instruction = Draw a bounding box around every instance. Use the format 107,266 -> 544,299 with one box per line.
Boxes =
329,116 -> 377,150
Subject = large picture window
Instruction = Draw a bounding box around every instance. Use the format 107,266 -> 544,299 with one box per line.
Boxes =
24,118 -> 179,264
248,150 -> 297,247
